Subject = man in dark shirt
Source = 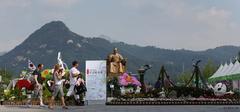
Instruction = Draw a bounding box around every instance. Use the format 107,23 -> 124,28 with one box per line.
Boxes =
33,68 -> 43,85
33,64 -> 46,107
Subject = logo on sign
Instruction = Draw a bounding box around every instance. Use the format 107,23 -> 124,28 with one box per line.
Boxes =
87,68 -> 106,75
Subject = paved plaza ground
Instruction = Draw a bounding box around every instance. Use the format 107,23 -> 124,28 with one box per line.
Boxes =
0,105 -> 240,112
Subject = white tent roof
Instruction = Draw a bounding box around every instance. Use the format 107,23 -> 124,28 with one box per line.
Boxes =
210,63 -> 228,79
210,64 -> 223,79
209,61 -> 240,81
217,63 -> 229,77
229,61 -> 240,75
223,62 -> 234,76
232,61 -> 240,75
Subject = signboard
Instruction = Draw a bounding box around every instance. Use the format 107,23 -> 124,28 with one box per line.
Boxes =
85,60 -> 107,104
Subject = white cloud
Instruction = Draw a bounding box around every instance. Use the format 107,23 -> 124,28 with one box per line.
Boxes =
41,0 -> 81,8
0,0 -> 240,51
119,0 -> 240,50
196,7 -> 232,30
0,0 -> 81,9
122,0 -> 187,16
121,0 -> 150,9
0,0 -> 31,8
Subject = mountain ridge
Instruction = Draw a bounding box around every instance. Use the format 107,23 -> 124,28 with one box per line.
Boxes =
0,21 -> 239,83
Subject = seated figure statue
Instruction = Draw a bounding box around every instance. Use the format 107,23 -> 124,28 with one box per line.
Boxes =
107,48 -> 126,79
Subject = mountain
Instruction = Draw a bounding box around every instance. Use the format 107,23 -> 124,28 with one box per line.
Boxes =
98,35 -> 119,43
0,21 -> 239,83
0,52 -> 6,56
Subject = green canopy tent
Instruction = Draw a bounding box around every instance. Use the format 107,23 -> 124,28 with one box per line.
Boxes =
208,61 -> 240,90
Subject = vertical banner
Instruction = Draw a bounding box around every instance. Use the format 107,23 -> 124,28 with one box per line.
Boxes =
85,60 -> 107,104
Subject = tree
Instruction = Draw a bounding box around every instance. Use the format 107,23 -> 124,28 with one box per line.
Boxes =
0,69 -> 12,84
237,51 -> 240,62
202,59 -> 217,79
233,51 -> 240,63
0,69 -> 13,100
177,71 -> 192,85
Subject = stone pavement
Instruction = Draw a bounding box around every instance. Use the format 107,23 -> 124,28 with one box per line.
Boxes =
0,105 -> 240,112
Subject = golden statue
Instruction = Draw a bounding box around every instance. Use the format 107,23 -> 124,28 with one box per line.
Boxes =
107,48 -> 126,78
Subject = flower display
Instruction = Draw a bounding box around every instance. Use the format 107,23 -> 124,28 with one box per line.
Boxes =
41,69 -> 52,80
16,79 -> 34,90
119,73 -> 141,86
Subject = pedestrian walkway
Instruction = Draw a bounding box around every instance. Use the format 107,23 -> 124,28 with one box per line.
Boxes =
0,105 -> 240,112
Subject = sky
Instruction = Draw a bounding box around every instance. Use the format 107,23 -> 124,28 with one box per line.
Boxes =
0,0 -> 240,52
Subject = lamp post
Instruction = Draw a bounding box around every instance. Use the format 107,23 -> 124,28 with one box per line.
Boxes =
138,68 -> 146,93
138,65 -> 152,94
110,84 -> 114,97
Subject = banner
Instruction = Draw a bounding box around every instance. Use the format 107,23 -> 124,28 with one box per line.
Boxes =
85,60 -> 107,103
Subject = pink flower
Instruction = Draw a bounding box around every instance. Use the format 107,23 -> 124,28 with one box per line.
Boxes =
119,73 -> 141,86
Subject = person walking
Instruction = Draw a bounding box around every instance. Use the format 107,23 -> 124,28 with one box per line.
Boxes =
33,64 -> 46,107
48,64 -> 68,109
66,61 -> 81,104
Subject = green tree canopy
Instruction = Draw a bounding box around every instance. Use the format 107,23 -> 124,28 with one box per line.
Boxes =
202,59 -> 217,79
0,69 -> 12,84
177,71 -> 192,85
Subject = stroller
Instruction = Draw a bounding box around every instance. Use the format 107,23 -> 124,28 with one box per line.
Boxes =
74,74 -> 87,95
73,74 -> 87,106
